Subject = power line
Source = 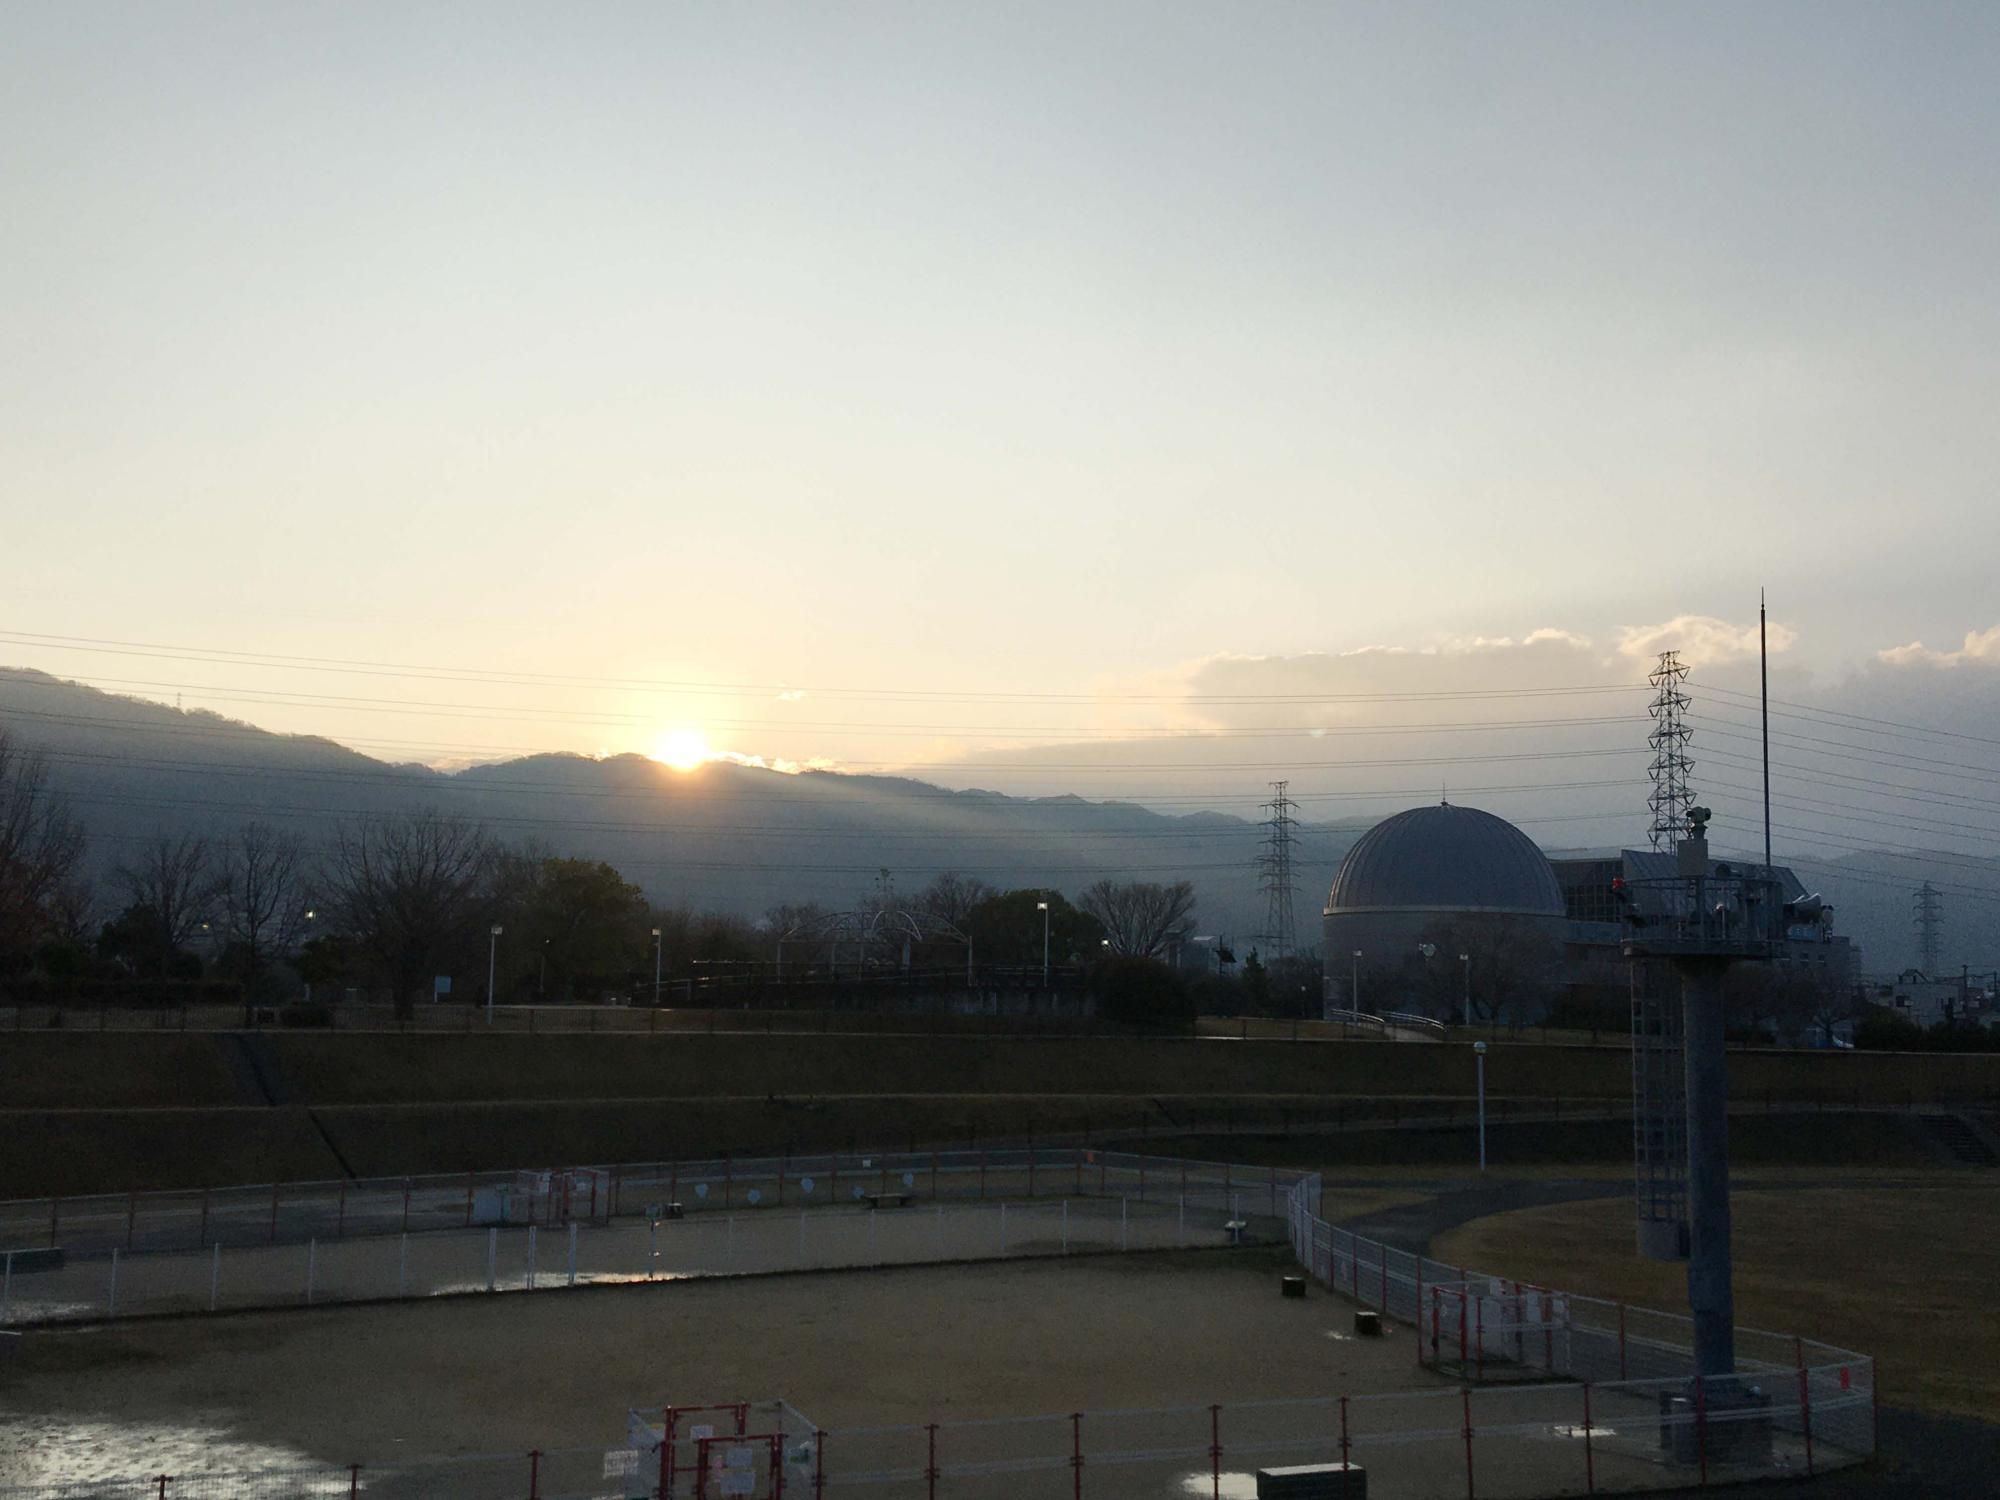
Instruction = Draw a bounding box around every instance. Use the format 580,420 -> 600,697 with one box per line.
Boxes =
1697,681 -> 2000,753
0,631 -> 1650,704
0,683 -> 1652,740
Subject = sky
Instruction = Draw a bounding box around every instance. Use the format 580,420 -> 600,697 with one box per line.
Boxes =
3,2 -> 1998,839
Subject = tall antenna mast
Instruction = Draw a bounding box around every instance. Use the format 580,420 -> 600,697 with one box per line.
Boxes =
1646,651 -> 1695,852
1258,779 -> 1298,962
1760,592 -> 1772,878
1914,881 -> 1944,975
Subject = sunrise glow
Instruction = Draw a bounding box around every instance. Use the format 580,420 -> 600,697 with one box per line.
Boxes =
651,728 -> 712,772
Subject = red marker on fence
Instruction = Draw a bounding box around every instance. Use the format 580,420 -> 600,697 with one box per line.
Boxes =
1208,1404 -> 1222,1500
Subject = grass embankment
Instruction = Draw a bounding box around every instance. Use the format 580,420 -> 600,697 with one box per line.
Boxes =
0,1034 -> 244,1110
1121,1113 -> 1944,1172
5,1031 -> 1998,1113
4,1093 -> 1413,1196
1434,1187 -> 2000,1421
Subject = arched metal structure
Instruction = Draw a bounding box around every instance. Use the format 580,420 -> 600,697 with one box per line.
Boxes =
775,908 -> 974,983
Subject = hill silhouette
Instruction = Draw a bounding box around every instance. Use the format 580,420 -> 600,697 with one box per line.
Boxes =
0,669 -> 1356,937
5,667 -> 1994,969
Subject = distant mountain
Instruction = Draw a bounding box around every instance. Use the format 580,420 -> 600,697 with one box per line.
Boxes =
0,669 -> 1356,940
8,667 -> 1990,971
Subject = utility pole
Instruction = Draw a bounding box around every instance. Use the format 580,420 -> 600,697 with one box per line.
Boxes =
486,925 -> 503,1024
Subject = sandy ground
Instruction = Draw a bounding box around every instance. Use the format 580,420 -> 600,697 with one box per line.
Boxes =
0,1247 -> 1853,1500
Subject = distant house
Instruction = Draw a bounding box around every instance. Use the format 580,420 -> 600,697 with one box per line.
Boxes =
1867,969 -> 1994,1029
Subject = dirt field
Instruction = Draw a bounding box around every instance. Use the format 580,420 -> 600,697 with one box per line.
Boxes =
0,1250 -> 1432,1478
1435,1184 -> 2000,1421
1,1243 -> 1870,1498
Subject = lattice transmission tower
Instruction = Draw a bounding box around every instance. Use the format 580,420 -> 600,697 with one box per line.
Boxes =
1914,881 -> 1944,975
1634,651 -> 1695,1260
1646,652 -> 1695,852
1258,779 -> 1299,962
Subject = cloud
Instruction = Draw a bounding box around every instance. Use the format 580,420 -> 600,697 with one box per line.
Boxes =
1616,615 -> 1794,668
1875,624 -> 2000,669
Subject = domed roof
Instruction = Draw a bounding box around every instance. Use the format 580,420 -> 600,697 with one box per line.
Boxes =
1327,803 -> 1564,916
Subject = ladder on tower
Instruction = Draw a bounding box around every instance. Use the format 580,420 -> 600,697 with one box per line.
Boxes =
1631,961 -> 1689,1261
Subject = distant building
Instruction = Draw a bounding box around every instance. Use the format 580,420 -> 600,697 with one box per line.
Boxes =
1320,803 -> 1571,1014
1866,969 -> 1994,1029
1319,802 -> 1855,1019
1175,935 -> 1238,977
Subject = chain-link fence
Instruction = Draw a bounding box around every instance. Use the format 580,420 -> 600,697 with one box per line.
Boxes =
0,1371 -> 1874,1500
0,1149 -> 1295,1327
1,1161 -> 1876,1499
0,1147 -> 1299,1261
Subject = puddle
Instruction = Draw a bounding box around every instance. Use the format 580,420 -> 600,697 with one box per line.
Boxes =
1174,1471 -> 1259,1498
425,1270 -> 702,1296
0,1416 -> 337,1488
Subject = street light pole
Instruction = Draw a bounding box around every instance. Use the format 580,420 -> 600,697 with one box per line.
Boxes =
651,927 -> 662,1009
1459,952 -> 1471,1027
1351,950 -> 1362,1011
1473,1040 -> 1488,1172
1036,901 -> 1050,987
486,925 -> 503,1024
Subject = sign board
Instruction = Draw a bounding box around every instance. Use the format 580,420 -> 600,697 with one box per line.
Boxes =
724,1445 -> 755,1468
719,1473 -> 756,1497
433,975 -> 452,995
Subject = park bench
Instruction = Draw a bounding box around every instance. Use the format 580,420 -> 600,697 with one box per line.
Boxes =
863,1191 -> 915,1210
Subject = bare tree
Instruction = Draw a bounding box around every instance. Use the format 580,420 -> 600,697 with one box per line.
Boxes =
1077,878 -> 1197,959
1414,914 -> 1562,1027
113,831 -> 222,959
321,811 -> 494,1017
0,730 -> 88,970
911,872 -> 994,932
218,821 -> 308,987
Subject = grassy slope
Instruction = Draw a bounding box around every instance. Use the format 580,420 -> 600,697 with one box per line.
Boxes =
1433,1185 -> 2000,1421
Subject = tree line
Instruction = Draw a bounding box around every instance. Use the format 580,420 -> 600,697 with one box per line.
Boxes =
0,729 -> 1222,1016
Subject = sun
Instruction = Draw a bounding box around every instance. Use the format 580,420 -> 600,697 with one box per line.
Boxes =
651,727 -> 712,772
